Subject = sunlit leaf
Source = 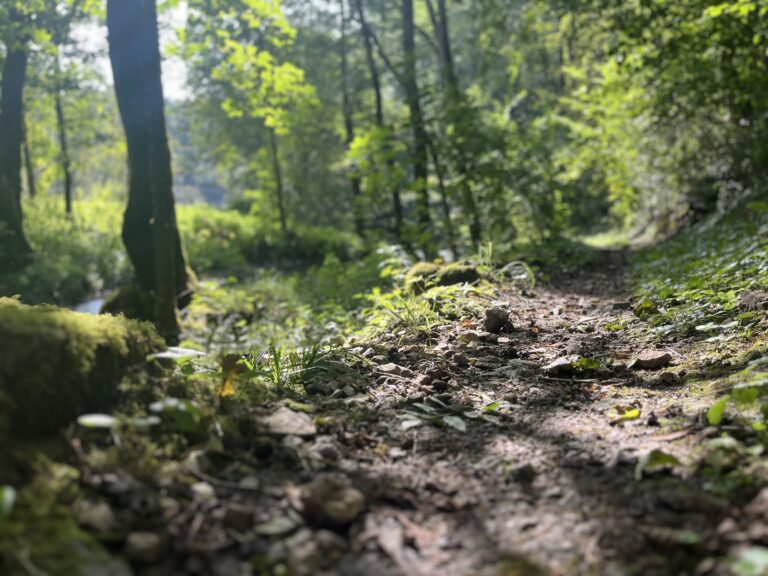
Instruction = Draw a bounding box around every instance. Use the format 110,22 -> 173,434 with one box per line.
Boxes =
635,449 -> 682,480
730,546 -> 768,576
77,413 -> 118,429
707,395 -> 730,426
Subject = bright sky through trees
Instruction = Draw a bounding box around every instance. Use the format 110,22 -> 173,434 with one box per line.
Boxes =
74,2 -> 189,101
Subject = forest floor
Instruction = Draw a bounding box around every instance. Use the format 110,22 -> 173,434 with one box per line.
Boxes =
3,244 -> 768,576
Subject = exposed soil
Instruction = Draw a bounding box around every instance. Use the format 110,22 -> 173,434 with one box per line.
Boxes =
55,253 -> 767,576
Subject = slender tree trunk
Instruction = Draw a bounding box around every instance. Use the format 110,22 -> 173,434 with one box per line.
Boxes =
429,0 -> 483,248
54,72 -> 73,216
22,116 -> 36,199
428,140 -> 458,259
107,0 -> 188,341
0,45 -> 32,267
353,0 -> 403,237
401,0 -> 431,233
339,0 -> 364,237
268,127 -> 287,234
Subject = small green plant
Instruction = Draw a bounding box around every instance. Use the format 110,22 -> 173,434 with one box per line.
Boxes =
706,357 -> 768,443
363,287 -> 440,338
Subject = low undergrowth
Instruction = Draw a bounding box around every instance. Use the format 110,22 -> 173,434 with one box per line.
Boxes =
0,198 -> 365,306
629,199 -> 768,503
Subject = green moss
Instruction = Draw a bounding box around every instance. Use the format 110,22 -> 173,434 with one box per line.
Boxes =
434,263 -> 481,286
0,298 -> 164,441
100,283 -> 156,322
404,262 -> 441,292
404,262 -> 481,293
0,461 -> 129,576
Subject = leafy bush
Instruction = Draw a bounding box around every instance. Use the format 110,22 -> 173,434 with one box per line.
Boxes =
0,197 -> 132,305
0,198 -> 368,305
177,204 -> 364,272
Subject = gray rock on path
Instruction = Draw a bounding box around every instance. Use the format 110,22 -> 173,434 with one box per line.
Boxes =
300,473 -> 365,528
257,407 -> 317,437
378,363 -> 415,378
738,290 -> 768,311
543,355 -> 581,377
223,503 -> 254,532
125,532 -> 165,565
630,350 -> 673,370
484,307 -> 511,333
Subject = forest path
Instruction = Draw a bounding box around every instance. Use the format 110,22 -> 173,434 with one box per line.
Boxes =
325,252 -> 726,576
63,254 -> 747,576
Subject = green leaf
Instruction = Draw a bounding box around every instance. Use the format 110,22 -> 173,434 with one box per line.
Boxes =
149,397 -> 203,434
733,384 -> 762,404
635,449 -> 682,480
0,486 -> 16,518
484,401 -> 512,413
707,395 -> 730,426
616,407 -> 641,422
574,356 -> 601,371
730,546 -> 768,576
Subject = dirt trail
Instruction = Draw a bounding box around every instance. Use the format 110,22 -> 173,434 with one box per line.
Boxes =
67,253 -> 751,576
327,252 -> 721,576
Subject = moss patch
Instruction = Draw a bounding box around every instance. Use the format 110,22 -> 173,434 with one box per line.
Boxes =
101,284 -> 157,323
435,263 -> 481,286
0,298 -> 164,441
405,262 -> 480,293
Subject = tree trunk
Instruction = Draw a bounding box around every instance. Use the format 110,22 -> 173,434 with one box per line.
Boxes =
429,0 -> 482,248
22,116 -> 36,199
269,127 -> 288,234
54,76 -> 73,216
0,45 -> 32,268
401,0 -> 431,233
429,139 -> 459,259
107,0 -> 188,341
339,0 -> 364,237
353,0 -> 403,237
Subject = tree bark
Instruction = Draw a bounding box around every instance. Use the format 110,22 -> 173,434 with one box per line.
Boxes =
268,127 -> 288,234
22,116 -> 36,199
353,0 -> 403,237
54,66 -> 73,215
0,45 -> 32,267
428,0 -> 482,248
339,0 -> 364,237
428,139 -> 458,259
401,0 -> 431,233
107,0 -> 188,341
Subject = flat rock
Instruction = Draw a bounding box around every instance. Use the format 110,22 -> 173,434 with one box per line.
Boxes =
378,363 -> 415,378
125,532 -> 165,565
300,473 -> 365,528
76,500 -> 118,534
738,290 -> 768,311
484,307 -> 511,333
223,503 -> 254,532
255,515 -> 299,536
542,355 -> 581,377
630,350 -> 673,370
257,407 -> 317,437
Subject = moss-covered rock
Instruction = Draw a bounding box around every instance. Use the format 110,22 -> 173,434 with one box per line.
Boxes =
404,262 -> 441,293
405,262 -> 481,293
0,298 -> 164,440
434,263 -> 481,286
100,284 -> 156,323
